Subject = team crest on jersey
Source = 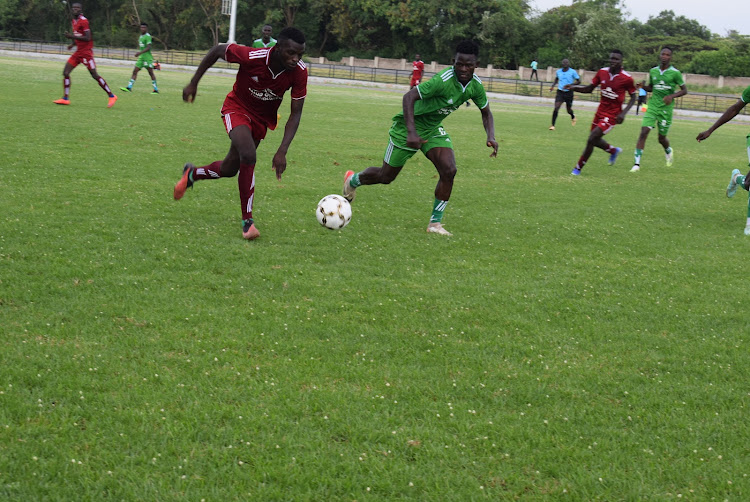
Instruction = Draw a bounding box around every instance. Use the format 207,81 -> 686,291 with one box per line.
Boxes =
601,86 -> 618,99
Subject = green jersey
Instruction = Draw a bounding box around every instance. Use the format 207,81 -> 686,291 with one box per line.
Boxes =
252,38 -> 277,48
392,67 -> 489,139
139,33 -> 152,56
647,65 -> 684,111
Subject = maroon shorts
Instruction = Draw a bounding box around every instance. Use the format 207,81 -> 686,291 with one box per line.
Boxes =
221,108 -> 268,142
591,111 -> 617,135
67,51 -> 96,70
410,77 -> 420,87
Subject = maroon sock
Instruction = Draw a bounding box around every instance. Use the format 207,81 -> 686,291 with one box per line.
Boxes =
63,77 -> 70,99
604,144 -> 616,154
97,76 -> 112,96
238,163 -> 256,221
576,156 -> 588,170
192,161 -> 223,180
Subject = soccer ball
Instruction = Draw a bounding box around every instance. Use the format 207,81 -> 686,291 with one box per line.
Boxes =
316,194 -> 352,230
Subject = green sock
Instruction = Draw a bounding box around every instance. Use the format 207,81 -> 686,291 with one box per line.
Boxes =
242,218 -> 253,228
349,172 -> 362,188
128,79 -> 134,89
430,199 -> 448,223
665,146 -> 673,155
634,148 -> 643,165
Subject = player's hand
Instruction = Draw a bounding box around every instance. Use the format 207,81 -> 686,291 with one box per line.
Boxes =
406,132 -> 427,150
663,95 -> 674,105
487,139 -> 498,158
696,130 -> 711,142
64,32 -> 72,39
563,84 -> 571,90
615,113 -> 626,124
272,152 -> 287,181
182,83 -> 198,103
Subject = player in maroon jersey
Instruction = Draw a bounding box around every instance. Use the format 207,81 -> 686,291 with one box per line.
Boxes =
53,2 -> 117,108
173,27 -> 307,241
565,50 -> 636,175
410,55 -> 424,89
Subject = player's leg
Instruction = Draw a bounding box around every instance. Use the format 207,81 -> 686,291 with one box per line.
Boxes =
572,126 -> 604,175
425,146 -> 456,235
86,59 -> 117,107
226,125 -> 262,239
566,94 -> 576,125
657,115 -> 674,166
122,66 -> 140,92
658,133 -> 673,166
550,99 -> 563,129
632,126 -> 651,172
146,66 -> 158,93
54,61 -> 75,104
343,138 -> 409,202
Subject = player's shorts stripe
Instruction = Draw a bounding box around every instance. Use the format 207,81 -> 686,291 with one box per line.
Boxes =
384,140 -> 395,164
224,113 -> 233,133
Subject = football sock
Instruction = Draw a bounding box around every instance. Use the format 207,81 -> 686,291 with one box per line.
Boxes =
152,80 -> 158,91
604,144 -> 616,154
665,146 -> 673,155
575,157 -> 588,170
96,76 -> 113,97
634,148 -> 643,166
430,199 -> 448,223
349,172 -> 362,188
192,161 -> 223,180
243,218 -> 254,228
551,109 -> 559,126
63,77 -> 70,99
128,79 -> 135,89
238,163 -> 256,221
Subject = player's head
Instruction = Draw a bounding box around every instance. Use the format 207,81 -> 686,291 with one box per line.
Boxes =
275,27 -> 306,71
140,22 -> 148,34
261,24 -> 273,41
71,2 -> 82,16
608,49 -> 623,71
453,40 -> 479,85
415,54 -> 420,61
660,47 -> 673,66
561,58 -> 570,70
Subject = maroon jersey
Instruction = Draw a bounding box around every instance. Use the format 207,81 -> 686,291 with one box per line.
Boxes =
412,60 -> 424,79
591,67 -> 635,117
222,44 -> 308,129
71,15 -> 93,52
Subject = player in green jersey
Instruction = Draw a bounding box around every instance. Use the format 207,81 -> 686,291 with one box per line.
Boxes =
252,25 -> 277,48
697,85 -> 750,235
342,40 -> 498,236
121,22 -> 159,94
631,48 -> 686,172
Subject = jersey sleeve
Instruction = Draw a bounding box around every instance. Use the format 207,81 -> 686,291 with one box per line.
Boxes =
79,18 -> 90,32
224,43 -> 249,64
416,73 -> 444,100
472,81 -> 489,109
742,85 -> 750,104
144,34 -> 152,46
572,70 -> 580,80
675,69 -> 685,87
626,76 -> 636,95
290,65 -> 308,100
591,70 -> 602,87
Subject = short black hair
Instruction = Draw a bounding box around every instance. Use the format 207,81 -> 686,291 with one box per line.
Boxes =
455,40 -> 479,57
661,46 -> 673,53
278,27 -> 305,45
611,49 -> 623,56
140,22 -> 147,27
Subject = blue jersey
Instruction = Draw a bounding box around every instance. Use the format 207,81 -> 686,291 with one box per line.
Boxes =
555,67 -> 580,91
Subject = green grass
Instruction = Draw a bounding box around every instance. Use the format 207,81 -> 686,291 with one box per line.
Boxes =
1,57 -> 750,500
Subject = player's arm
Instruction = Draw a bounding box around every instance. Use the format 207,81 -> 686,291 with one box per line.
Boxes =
567,82 -> 596,93
664,84 -> 687,106
480,105 -> 498,158
696,98 -> 748,142
65,28 -> 92,42
272,98 -> 305,181
135,42 -> 151,58
641,79 -> 653,92
183,44 -> 228,103
402,87 -> 425,149
549,77 -> 558,92
616,92 -> 637,123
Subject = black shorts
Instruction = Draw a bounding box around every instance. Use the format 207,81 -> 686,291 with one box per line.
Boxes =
555,89 -> 574,106
637,95 -> 647,105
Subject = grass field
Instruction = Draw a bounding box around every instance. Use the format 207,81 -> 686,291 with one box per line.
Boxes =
1,57 -> 750,500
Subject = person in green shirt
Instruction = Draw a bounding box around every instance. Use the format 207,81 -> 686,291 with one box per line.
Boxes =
252,25 -> 277,48
342,40 -> 498,236
121,22 -> 158,94
697,85 -> 750,235
631,47 -> 687,172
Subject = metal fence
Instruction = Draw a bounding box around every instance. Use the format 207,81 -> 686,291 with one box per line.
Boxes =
2,37 -> 746,116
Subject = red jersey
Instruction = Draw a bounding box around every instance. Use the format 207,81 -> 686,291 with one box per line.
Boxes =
222,44 -> 308,129
412,60 -> 424,79
591,67 -> 635,117
71,15 -> 93,52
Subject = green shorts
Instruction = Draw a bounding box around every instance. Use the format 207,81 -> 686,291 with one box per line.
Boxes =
384,123 -> 453,168
641,106 -> 673,136
136,55 -> 154,69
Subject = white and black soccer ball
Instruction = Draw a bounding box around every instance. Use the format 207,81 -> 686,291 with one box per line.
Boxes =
316,194 -> 352,230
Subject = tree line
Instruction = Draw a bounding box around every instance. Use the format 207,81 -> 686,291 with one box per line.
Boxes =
1,0 -> 748,76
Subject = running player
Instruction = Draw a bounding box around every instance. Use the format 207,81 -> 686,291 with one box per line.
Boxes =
410,54 -> 424,89
53,2 -> 117,107
121,22 -> 159,94
548,58 -> 580,130
696,85 -> 750,235
566,50 -> 636,176
252,25 -> 277,48
173,27 -> 307,241
631,47 -> 687,172
342,40 -> 498,236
